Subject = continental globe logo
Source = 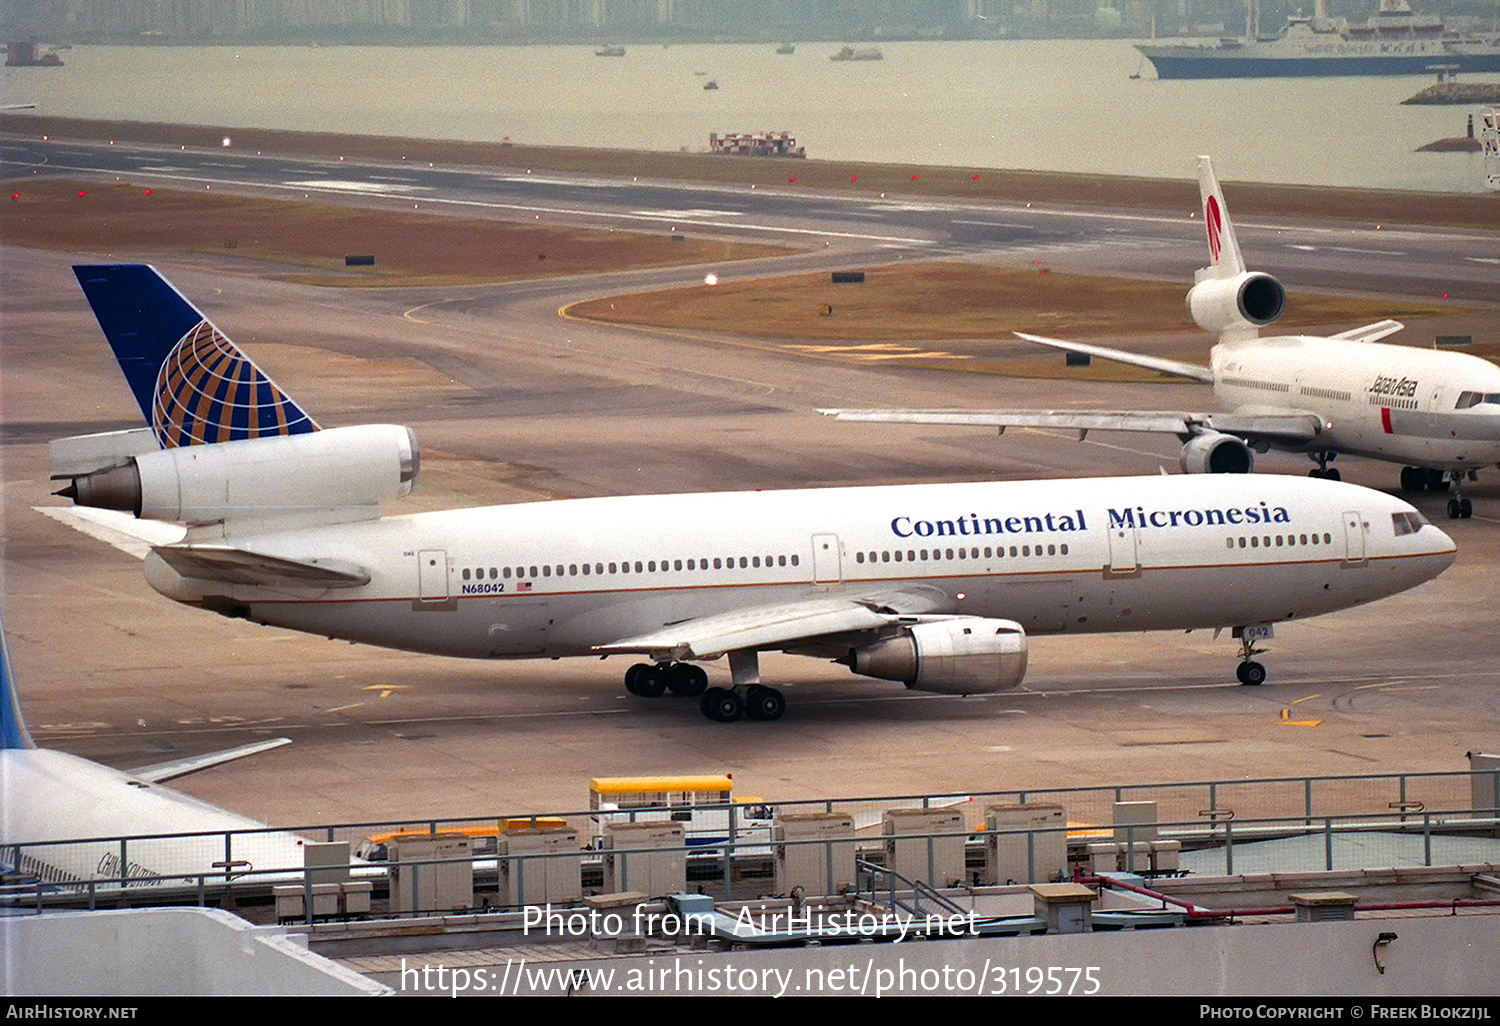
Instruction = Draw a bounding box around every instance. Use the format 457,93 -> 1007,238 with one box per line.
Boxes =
152,321 -> 318,448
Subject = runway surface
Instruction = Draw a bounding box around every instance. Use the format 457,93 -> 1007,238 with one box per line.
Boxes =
2,136 -> 1498,825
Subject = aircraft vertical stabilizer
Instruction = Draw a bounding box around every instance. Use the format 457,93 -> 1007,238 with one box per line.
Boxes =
1,629 -> 35,751
1196,155 -> 1247,281
72,265 -> 319,450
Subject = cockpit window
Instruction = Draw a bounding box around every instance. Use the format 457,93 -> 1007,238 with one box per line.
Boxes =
1455,391 -> 1500,409
1391,511 -> 1429,536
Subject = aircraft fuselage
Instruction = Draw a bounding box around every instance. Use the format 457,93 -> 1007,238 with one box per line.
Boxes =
1213,335 -> 1500,470
143,475 -> 1455,663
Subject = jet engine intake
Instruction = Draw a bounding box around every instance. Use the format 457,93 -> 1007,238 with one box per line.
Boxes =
1179,430 -> 1254,474
847,618 -> 1027,694
1186,272 -> 1285,335
59,424 -> 419,525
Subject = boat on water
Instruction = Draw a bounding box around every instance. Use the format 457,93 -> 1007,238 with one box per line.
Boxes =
830,45 -> 882,61
1137,0 -> 1500,79
5,41 -> 62,67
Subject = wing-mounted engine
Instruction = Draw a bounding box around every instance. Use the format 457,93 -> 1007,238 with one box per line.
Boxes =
53,424 -> 419,527
845,617 -> 1027,694
1179,429 -> 1254,474
1186,272 -> 1285,339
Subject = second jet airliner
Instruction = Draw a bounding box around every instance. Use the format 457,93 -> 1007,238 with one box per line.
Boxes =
825,156 -> 1500,519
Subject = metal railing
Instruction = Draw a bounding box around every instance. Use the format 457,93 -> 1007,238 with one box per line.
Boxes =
4,769 -> 1496,917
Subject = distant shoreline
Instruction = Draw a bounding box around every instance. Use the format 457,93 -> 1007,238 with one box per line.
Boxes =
3,113 -> 1496,229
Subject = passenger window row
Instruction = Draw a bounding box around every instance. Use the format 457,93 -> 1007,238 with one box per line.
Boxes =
1225,533 -> 1333,550
461,553 -> 802,582
855,543 -> 1069,564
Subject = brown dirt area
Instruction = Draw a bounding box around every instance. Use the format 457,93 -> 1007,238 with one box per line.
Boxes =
4,113 -> 1497,230
566,263 -> 1482,380
1,178 -> 788,284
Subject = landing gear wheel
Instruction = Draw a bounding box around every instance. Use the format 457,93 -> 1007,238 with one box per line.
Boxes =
744,685 -> 786,721
1448,498 -> 1462,520
700,687 -> 744,722
1236,660 -> 1267,686
1401,467 -> 1425,492
625,662 -> 667,697
666,662 -> 709,697
1461,498 -> 1473,519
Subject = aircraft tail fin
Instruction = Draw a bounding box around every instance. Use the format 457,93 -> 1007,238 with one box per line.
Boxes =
1196,155 -> 1247,280
1,625 -> 36,751
72,265 -> 319,450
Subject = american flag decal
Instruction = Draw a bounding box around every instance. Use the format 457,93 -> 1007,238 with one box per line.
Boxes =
153,321 -> 318,448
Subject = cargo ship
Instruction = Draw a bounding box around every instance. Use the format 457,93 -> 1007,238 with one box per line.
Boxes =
1137,0 -> 1500,79
709,131 -> 805,158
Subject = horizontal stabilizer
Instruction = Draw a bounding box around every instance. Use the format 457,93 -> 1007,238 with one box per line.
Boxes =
132,737 -> 293,784
35,505 -> 186,559
1014,333 -> 1215,383
596,588 -> 952,660
1329,320 -> 1404,344
151,545 -> 371,588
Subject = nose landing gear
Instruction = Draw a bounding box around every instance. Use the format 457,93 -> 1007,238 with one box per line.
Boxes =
1232,625 -> 1271,686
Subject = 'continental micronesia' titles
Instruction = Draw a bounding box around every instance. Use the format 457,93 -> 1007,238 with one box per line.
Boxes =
892,509 -> 1087,538
890,501 -> 1292,539
1107,501 -> 1292,530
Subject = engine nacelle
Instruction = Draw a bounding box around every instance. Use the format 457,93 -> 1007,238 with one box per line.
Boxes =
848,618 -> 1028,695
1186,271 -> 1285,336
1179,430 -> 1254,474
60,424 -> 419,525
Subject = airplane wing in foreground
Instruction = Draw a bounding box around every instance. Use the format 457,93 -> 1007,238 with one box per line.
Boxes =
132,738 -> 294,784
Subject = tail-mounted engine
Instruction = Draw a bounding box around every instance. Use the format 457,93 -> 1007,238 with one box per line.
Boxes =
846,618 -> 1028,694
1186,272 -> 1286,337
54,424 -> 419,526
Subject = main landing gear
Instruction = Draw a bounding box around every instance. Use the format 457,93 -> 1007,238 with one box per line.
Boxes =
699,684 -> 787,723
622,655 -> 787,722
1400,466 -> 1473,519
624,660 -> 709,698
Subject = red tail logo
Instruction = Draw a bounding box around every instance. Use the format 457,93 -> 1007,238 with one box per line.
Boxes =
1205,195 -> 1224,263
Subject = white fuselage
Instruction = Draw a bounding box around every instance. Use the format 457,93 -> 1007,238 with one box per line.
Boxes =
143,474 -> 1454,663
1212,335 -> 1500,470
1,748 -> 313,888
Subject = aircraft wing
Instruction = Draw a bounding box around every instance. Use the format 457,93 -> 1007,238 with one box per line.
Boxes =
595,588 -> 953,661
151,545 -> 372,588
821,408 -> 1323,445
1329,320 -> 1404,343
132,737 -> 293,784
1012,332 -> 1216,383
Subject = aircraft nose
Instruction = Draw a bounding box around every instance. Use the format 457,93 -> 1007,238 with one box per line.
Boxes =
1423,523 -> 1458,575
